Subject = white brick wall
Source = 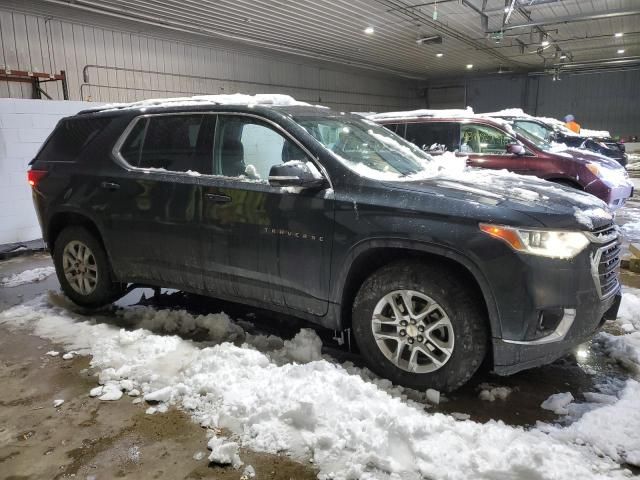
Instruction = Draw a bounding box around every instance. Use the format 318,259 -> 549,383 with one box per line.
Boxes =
0,99 -> 98,245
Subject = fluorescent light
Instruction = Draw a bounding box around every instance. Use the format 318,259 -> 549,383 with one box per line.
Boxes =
364,26 -> 374,34
466,64 -> 473,69
618,49 -> 625,54
615,32 -> 624,37
541,40 -> 550,47
560,54 -> 567,59
436,53 -> 444,57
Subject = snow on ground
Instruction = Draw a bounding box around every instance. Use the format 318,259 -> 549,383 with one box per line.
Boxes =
0,266 -> 55,287
1,292 -> 638,479
541,392 -> 574,415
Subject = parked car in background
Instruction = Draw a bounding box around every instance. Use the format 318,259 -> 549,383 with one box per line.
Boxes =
370,112 -> 633,209
483,110 -> 628,167
28,95 -> 622,392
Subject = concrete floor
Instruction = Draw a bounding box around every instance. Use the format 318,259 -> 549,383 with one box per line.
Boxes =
1,180 -> 639,479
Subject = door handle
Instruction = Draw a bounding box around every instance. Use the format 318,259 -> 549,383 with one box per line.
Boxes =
205,193 -> 232,204
100,181 -> 120,191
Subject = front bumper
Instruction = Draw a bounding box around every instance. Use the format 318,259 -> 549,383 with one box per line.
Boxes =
587,180 -> 633,210
478,224 -> 622,375
493,290 -> 620,375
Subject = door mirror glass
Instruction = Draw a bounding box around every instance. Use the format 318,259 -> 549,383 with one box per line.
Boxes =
506,143 -> 526,156
268,161 -> 326,189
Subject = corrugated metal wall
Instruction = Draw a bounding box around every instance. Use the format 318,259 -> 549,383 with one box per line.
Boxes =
427,71 -> 640,138
0,5 -> 421,112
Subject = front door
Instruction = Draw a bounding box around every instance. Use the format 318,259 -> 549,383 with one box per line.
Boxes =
200,114 -> 333,316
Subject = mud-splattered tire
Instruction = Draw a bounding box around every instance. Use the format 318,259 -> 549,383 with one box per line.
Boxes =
352,260 -> 488,392
53,226 -> 125,308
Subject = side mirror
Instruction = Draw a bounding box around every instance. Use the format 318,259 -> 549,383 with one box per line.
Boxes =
506,143 -> 526,156
268,161 -> 326,189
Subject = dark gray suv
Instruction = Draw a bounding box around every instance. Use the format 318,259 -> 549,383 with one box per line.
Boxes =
27,96 -> 622,391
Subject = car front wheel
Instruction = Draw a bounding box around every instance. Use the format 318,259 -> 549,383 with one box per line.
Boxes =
352,260 -> 488,392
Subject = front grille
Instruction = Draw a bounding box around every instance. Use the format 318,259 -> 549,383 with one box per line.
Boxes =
590,234 -> 621,299
586,224 -> 619,244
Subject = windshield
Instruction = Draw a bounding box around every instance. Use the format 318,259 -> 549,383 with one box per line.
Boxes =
512,123 -> 552,150
295,116 -> 433,177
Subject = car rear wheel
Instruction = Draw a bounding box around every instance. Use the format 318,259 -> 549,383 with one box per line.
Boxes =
53,226 -> 125,308
352,260 -> 488,392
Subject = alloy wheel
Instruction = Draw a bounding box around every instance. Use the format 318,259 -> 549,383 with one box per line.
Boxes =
371,289 -> 455,373
62,240 -> 99,295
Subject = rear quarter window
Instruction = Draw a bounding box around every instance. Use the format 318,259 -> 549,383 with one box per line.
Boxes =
37,117 -> 110,162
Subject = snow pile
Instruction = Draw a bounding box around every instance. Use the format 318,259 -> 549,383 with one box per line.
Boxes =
367,107 -> 474,121
0,266 -> 55,287
279,328 -> 323,363
119,306 -> 245,343
542,381 -> 640,467
208,436 -> 243,468
581,128 -> 612,139
478,384 -> 512,402
541,392 -> 574,415
1,294 -> 637,478
92,94 -> 318,113
617,288 -> 640,332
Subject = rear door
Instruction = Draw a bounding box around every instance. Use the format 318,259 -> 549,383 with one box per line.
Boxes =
200,114 -> 334,315
458,122 -> 532,174
97,113 -> 214,290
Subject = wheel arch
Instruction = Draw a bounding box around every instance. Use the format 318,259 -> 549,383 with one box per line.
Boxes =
333,240 -> 501,340
47,210 -> 107,254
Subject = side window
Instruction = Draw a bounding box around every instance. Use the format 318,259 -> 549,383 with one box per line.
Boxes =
120,118 -> 146,167
460,124 -> 513,154
137,115 -> 208,172
38,117 -> 110,162
517,121 -> 551,142
383,123 -> 405,136
214,116 -> 307,181
406,122 -> 459,153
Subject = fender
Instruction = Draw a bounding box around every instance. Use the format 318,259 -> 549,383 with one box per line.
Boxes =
330,237 -> 502,338
46,205 -> 113,255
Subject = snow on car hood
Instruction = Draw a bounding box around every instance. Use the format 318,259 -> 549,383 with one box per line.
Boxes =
380,160 -> 613,230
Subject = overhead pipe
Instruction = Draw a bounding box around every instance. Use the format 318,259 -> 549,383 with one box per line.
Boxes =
489,8 -> 640,33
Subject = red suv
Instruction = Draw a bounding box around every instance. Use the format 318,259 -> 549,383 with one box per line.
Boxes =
370,113 -> 633,209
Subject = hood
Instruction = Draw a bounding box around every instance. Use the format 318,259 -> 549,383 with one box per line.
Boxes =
547,145 -> 624,169
382,168 -> 613,231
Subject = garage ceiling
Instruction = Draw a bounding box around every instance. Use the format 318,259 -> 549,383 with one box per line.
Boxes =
42,0 -> 640,79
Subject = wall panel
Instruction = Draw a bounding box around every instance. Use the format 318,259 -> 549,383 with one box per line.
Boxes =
0,6 -> 420,112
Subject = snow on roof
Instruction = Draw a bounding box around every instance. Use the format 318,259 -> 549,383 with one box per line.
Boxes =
366,107 -> 475,121
88,93 -> 318,113
581,128 -> 612,138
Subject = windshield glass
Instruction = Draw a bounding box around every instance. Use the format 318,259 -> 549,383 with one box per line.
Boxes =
512,123 -> 552,150
295,116 -> 433,178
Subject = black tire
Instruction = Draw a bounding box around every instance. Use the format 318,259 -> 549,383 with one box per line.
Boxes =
352,260 -> 488,392
53,226 -> 125,308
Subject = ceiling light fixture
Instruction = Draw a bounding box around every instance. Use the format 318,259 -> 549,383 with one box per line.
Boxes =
364,26 -> 375,34
541,40 -> 550,47
615,32 -> 624,37
436,53 -> 444,57
618,49 -> 625,54
466,64 -> 473,69
559,54 -> 567,59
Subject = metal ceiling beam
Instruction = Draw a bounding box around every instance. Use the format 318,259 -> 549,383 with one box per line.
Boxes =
489,8 -> 640,33
461,0 -> 488,31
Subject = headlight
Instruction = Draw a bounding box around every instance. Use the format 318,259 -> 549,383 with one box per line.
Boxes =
480,224 -> 590,259
586,162 -> 600,176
